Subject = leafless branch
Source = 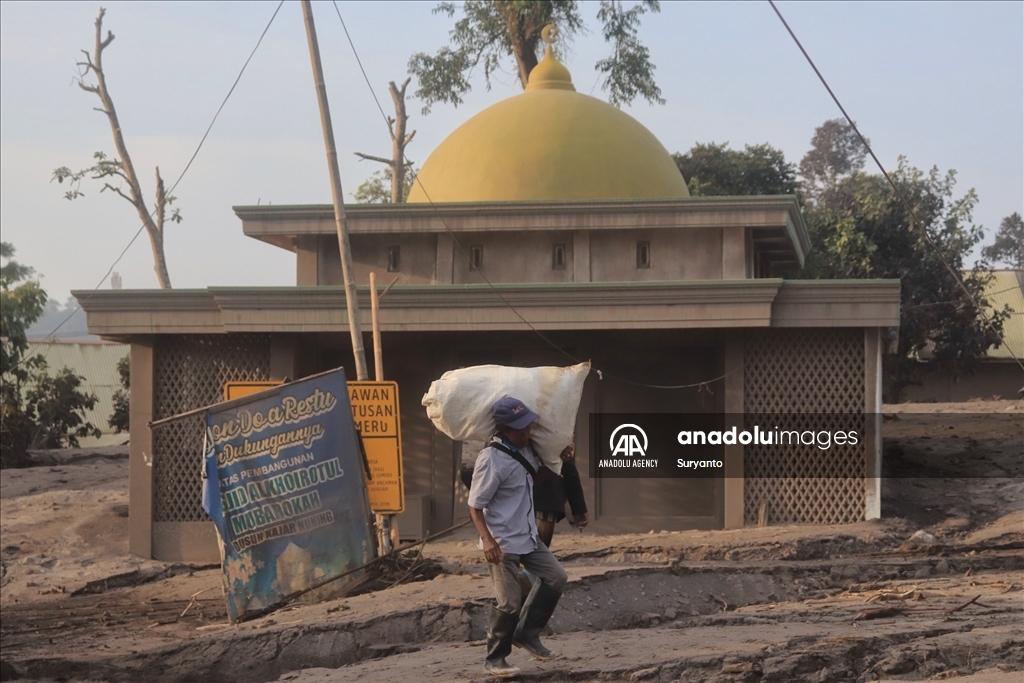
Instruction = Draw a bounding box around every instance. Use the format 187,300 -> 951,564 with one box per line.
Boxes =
95,167 -> 129,182
944,595 -> 991,614
102,182 -> 134,203
354,152 -> 393,166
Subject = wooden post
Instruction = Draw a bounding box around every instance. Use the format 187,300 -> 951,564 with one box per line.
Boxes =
370,272 -> 384,382
300,0 -> 368,381
369,272 -> 399,553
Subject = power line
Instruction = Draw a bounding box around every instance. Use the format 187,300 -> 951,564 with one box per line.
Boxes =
330,2 -> 731,392
36,1 -> 286,345
767,0 -> 1024,375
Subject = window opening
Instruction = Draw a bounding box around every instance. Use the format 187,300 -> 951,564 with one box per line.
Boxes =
469,244 -> 483,271
636,241 -> 651,269
552,243 -> 566,270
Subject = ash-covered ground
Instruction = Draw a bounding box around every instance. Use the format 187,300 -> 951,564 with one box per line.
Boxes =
1,402 -> 1021,683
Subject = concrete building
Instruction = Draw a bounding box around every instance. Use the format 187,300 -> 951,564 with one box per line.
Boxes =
77,45 -> 900,562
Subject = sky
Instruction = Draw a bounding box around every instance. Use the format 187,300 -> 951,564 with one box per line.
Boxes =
1,1 -> 1021,320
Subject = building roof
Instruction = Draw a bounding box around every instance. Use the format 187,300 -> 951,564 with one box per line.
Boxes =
235,196 -> 811,270
985,269 -> 1024,360
73,280 -> 901,337
406,43 -> 689,204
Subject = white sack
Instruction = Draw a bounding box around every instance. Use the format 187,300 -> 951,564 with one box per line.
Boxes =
422,362 -> 591,475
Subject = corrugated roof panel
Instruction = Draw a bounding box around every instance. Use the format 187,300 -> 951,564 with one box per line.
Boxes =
985,270 -> 1024,360
25,340 -> 129,436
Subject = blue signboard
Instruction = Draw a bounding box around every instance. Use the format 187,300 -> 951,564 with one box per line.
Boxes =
202,368 -> 375,622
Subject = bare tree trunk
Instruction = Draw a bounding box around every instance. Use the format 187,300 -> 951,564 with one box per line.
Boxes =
387,78 -> 415,203
498,3 -> 540,88
77,9 -> 171,288
354,78 -> 416,203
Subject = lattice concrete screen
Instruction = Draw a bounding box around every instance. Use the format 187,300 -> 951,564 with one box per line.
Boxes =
153,335 -> 271,523
744,328 -> 865,525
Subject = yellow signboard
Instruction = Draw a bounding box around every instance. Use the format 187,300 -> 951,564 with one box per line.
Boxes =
224,382 -> 281,401
223,379 -> 405,514
348,381 -> 405,514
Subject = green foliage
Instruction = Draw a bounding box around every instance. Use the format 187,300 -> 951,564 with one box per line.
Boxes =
354,167 -> 419,204
798,118 -> 868,202
25,367 -> 101,449
981,212 -> 1023,268
673,142 -> 798,197
797,120 -> 1006,401
1,242 -> 47,404
595,1 -> 663,107
409,0 -> 661,113
1,242 -> 47,467
109,354 -> 130,434
1,243 -> 102,466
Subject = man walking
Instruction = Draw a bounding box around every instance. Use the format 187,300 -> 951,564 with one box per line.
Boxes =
468,396 -> 569,677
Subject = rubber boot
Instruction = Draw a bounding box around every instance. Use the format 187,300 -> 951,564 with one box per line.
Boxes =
485,607 -> 520,677
513,581 -> 561,660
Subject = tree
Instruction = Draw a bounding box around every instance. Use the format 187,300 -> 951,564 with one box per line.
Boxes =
52,8 -> 180,289
1,242 -> 47,424
798,118 -> 868,203
25,369 -> 102,449
354,166 -> 419,204
1,243 -> 102,466
109,354 -> 130,434
982,212 -> 1024,268
354,78 -> 418,204
408,1 -> 663,113
797,120 -> 1006,401
673,142 -> 798,197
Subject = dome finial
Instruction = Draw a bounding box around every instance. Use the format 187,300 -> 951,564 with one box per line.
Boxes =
527,24 -> 575,92
541,24 -> 559,46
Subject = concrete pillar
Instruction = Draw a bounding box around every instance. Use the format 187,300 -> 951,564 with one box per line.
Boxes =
723,333 -> 744,528
573,230 -> 591,283
128,336 -> 154,558
296,235 -> 318,286
864,327 -> 883,519
722,226 -> 746,279
270,335 -> 297,381
435,233 -> 454,284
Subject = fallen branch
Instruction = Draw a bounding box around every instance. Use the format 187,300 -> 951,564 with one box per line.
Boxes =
866,587 -> 922,603
944,594 -> 992,613
179,585 -> 219,617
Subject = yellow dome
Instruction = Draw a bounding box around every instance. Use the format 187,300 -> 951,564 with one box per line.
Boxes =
407,44 -> 688,203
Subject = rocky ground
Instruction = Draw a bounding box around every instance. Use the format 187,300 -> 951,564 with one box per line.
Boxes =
1,402 -> 1021,683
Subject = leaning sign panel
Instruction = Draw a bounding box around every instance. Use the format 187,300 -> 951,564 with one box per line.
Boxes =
202,368 -> 375,622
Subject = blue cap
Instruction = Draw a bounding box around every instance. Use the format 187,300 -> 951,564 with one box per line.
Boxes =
492,396 -> 539,430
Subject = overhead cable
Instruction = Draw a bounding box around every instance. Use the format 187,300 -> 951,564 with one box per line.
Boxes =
36,1 -> 286,344
767,0 -> 1023,374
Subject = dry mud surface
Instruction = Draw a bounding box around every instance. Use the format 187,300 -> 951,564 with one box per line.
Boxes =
1,402 -> 1021,683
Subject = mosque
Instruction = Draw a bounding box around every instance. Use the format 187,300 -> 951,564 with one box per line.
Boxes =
77,40 -> 900,562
